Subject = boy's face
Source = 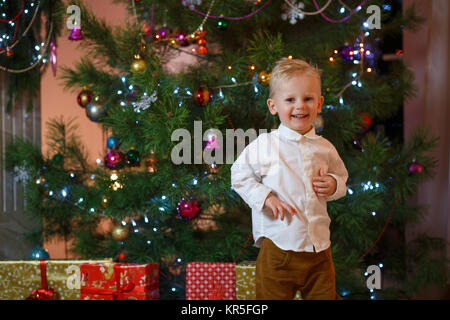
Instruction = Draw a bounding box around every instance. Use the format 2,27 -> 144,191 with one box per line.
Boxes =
267,73 -> 324,135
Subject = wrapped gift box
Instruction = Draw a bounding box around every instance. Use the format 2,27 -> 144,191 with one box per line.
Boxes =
235,261 -> 302,300
0,259 -> 111,300
186,262 -> 236,300
80,262 -> 159,300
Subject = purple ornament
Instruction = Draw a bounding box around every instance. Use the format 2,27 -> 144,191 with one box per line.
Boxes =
175,32 -> 190,47
156,26 -> 172,40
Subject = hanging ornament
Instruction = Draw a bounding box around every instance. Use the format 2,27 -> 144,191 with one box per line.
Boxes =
408,160 -> 423,175
177,197 -> 200,220
204,131 -> 220,150
130,54 -> 147,72
182,0 -> 202,6
156,26 -> 173,40
29,247 -> 50,260
193,83 -> 213,107
110,171 -> 124,191
13,164 -> 30,184
100,195 -> 110,209
106,136 -> 121,150
126,149 -> 140,167
77,86 -> 93,108
133,91 -> 158,113
49,41 -> 57,77
216,16 -> 229,30
146,154 -> 158,173
281,1 -> 305,25
205,161 -> 219,176
257,70 -> 271,86
5,46 -> 14,57
174,31 -> 190,47
358,112 -> 373,133
195,29 -> 208,54
52,153 -> 64,166
104,150 -> 125,169
313,114 -> 324,132
68,28 -> 83,40
111,225 -> 129,241
86,99 -> 106,122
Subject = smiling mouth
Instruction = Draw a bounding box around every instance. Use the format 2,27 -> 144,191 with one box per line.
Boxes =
291,114 -> 308,119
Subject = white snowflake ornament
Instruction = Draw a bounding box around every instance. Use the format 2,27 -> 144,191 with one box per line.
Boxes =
281,1 -> 305,25
182,0 -> 202,7
13,163 -> 30,184
132,91 -> 158,113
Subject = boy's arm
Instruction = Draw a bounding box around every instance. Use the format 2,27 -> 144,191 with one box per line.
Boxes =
230,144 -> 273,212
325,146 -> 349,202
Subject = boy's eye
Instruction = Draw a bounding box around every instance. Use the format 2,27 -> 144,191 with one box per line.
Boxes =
286,98 -> 295,102
305,97 -> 313,101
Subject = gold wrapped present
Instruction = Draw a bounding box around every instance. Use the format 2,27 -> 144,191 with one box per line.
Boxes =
0,259 -> 111,300
235,261 -> 302,300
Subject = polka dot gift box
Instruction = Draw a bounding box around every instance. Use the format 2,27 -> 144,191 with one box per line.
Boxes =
235,261 -> 302,300
0,259 -> 111,300
186,262 -> 236,300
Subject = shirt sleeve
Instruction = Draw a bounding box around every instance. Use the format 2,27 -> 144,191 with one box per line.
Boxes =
230,138 -> 273,212
325,145 -> 349,202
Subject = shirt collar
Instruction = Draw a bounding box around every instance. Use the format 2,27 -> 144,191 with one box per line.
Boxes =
277,123 -> 321,141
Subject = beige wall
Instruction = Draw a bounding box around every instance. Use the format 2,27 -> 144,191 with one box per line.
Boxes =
41,0 -> 127,258
403,0 -> 449,298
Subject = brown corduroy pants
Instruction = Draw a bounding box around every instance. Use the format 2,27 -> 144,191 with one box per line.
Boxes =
255,237 -> 342,300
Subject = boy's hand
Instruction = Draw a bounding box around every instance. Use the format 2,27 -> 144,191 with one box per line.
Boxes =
312,168 -> 337,198
264,193 -> 296,221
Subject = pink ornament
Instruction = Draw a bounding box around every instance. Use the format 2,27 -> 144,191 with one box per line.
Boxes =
104,150 -> 125,169
204,134 -> 220,150
408,162 -> 423,175
177,197 -> 200,220
68,28 -> 83,40
49,42 -> 57,77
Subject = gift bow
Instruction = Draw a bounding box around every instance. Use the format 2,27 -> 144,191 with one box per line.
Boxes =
207,263 -> 227,300
26,261 -> 55,300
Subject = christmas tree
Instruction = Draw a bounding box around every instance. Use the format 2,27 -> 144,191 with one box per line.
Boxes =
4,0 -> 448,300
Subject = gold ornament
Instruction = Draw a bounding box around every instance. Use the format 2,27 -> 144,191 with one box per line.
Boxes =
130,54 -> 147,72
146,154 -> 158,173
111,225 -> 129,241
100,195 -> 110,209
257,70 -> 271,86
77,86 -> 93,108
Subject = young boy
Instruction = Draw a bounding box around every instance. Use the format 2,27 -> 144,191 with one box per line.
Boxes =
230,58 -> 348,300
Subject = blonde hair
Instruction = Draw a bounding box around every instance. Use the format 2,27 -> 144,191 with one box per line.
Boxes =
269,58 -> 322,98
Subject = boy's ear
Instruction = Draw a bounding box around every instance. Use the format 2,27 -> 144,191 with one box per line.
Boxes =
317,96 -> 324,113
267,99 -> 278,115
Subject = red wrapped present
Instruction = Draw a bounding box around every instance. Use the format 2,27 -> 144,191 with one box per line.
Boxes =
186,262 -> 236,300
80,262 -> 159,300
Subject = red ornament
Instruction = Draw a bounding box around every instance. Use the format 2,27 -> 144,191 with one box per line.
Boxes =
193,84 -> 213,107
104,150 -> 125,169
77,87 -> 93,108
177,197 -> 200,220
358,112 -> 373,133
408,162 -> 423,175
195,29 -> 207,54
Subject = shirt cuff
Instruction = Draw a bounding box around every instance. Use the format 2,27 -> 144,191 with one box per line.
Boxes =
326,173 -> 346,201
253,186 -> 273,212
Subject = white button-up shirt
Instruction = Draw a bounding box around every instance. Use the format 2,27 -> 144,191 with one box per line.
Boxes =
230,123 -> 348,253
